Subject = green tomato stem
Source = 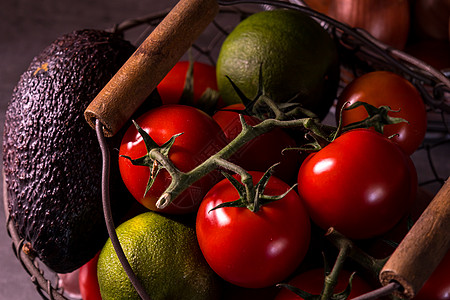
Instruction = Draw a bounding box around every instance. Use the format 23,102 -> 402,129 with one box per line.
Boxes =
153,100 -> 403,209
326,228 -> 388,279
214,157 -> 255,207
259,94 -> 288,120
321,233 -> 352,300
154,115 -> 314,209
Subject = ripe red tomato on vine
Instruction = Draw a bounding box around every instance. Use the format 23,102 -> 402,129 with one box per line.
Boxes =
157,60 -> 222,112
196,171 -> 311,288
118,104 -> 228,214
336,71 -> 427,155
297,129 -> 415,239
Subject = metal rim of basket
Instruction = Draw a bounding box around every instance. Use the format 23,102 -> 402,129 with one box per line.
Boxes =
3,0 -> 450,299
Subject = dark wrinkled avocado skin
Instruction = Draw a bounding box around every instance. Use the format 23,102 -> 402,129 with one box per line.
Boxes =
3,29 -> 136,273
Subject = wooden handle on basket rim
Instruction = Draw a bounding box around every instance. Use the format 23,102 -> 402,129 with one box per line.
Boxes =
379,176 -> 450,299
84,0 -> 219,137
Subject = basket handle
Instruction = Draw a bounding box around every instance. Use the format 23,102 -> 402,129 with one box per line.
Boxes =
84,0 -> 219,137
379,176 -> 450,299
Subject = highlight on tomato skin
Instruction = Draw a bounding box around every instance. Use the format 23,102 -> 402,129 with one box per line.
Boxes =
297,128 -> 414,240
336,71 -> 427,156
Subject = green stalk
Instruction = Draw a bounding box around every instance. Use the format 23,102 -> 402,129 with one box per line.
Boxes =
151,100 -> 402,209
214,157 -> 255,207
155,115 -> 313,209
320,235 -> 352,300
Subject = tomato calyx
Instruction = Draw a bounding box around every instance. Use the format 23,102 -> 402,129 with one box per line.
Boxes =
225,64 -> 318,121
119,120 -> 183,197
179,58 -> 220,114
209,164 -> 297,213
291,100 -> 410,153
340,101 -> 409,135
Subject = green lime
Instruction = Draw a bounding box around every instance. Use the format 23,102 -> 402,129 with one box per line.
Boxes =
216,9 -> 340,119
97,211 -> 220,300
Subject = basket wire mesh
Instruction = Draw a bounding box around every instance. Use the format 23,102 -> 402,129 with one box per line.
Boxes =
3,0 -> 449,299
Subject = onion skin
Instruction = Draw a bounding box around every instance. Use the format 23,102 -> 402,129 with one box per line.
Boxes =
405,0 -> 450,70
305,0 -> 411,50
303,0 -> 332,14
405,39 -> 450,70
412,0 -> 450,41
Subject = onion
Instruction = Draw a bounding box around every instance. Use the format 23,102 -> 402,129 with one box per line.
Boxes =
405,39 -> 450,70
412,0 -> 450,41
305,0 -> 411,50
303,0 -> 332,14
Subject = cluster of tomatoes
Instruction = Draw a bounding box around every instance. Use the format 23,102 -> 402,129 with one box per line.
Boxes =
78,60 -> 449,300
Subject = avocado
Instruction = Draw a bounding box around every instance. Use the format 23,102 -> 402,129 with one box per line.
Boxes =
2,29 -> 156,273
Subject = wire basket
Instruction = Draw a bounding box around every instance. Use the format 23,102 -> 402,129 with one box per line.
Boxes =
4,0 -> 449,299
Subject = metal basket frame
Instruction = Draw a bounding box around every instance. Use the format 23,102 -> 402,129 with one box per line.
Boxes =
3,1 -> 449,299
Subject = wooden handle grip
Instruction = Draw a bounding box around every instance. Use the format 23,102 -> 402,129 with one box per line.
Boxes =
84,0 -> 219,137
379,177 -> 450,299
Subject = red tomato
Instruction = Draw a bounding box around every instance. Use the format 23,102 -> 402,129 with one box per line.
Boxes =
336,71 -> 427,155
119,104 -> 227,214
275,268 -> 373,300
415,250 -> 450,300
359,185 -> 429,261
78,252 -> 102,300
157,61 -> 221,107
213,103 -> 301,183
297,129 -> 413,239
196,171 -> 311,288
